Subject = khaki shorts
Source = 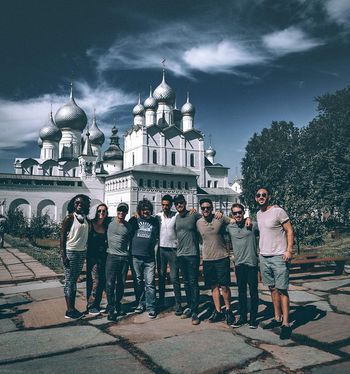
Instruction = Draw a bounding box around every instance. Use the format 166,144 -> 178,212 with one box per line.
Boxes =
259,254 -> 289,290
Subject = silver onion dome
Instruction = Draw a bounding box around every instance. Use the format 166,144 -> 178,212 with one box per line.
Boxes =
89,111 -> 105,145
103,126 -> 123,161
132,94 -> 145,116
39,111 -> 62,142
144,86 -> 157,110
181,92 -> 195,116
55,83 -> 88,131
205,145 -> 216,158
38,137 -> 43,147
153,70 -> 175,105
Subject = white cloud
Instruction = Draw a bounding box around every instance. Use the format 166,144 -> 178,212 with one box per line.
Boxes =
325,0 -> 350,25
0,82 -> 134,153
262,26 -> 323,56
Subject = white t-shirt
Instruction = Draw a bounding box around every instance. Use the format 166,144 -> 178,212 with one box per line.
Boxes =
66,213 -> 89,251
257,206 -> 289,256
156,211 -> 178,248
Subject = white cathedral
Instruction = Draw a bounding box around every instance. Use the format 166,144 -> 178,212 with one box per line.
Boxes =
0,71 -> 240,221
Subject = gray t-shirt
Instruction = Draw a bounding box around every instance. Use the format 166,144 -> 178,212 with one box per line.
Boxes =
107,219 -> 132,256
257,206 -> 289,256
175,211 -> 201,257
226,221 -> 259,267
196,216 -> 231,261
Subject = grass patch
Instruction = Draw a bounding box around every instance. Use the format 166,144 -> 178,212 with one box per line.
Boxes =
5,234 -> 63,273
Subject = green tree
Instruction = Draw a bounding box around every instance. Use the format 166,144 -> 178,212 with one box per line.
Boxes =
7,209 -> 28,238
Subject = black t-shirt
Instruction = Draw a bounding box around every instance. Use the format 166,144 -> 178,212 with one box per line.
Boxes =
129,216 -> 159,258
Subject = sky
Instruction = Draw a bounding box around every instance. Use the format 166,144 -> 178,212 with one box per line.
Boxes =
0,0 -> 350,180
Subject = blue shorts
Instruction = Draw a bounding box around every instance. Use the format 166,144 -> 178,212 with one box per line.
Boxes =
259,254 -> 289,290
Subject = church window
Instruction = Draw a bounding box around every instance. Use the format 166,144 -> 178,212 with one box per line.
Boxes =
190,154 -> 195,167
214,181 -> 218,188
177,181 -> 181,189
147,179 -> 152,187
139,178 -> 144,187
155,180 -> 159,188
170,181 -> 174,189
163,180 -> 167,188
153,150 -> 157,164
185,182 -> 189,190
171,151 -> 176,166
132,153 -> 135,166
207,180 -> 211,188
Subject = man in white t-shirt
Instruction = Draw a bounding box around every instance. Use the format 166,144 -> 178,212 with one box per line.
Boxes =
156,195 -> 183,316
256,187 -> 294,340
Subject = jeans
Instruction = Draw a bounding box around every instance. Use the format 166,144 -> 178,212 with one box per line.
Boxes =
86,252 -> 107,309
177,255 -> 200,314
132,256 -> 156,312
105,254 -> 129,313
63,250 -> 86,297
158,247 -> 182,305
235,264 -> 259,321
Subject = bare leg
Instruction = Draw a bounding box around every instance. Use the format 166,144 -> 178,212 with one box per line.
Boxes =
280,290 -> 290,325
220,286 -> 232,310
211,285 -> 222,312
270,286 -> 282,321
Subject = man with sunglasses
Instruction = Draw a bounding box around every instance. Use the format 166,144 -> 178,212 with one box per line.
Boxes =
226,203 -> 259,329
196,198 -> 236,326
255,187 -> 294,340
156,194 -> 182,316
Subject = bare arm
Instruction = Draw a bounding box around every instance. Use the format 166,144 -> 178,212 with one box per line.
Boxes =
282,220 -> 294,261
60,215 -> 73,266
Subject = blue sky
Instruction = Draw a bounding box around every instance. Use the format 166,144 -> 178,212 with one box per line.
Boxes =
0,0 -> 349,179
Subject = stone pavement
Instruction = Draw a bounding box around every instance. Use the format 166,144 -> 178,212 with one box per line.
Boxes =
1,242 -> 350,373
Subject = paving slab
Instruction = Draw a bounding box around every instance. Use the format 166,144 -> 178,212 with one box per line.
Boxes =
0,325 -> 117,363
108,312 -> 224,343
339,345 -> 350,355
27,286 -> 64,301
310,361 -> 350,373
18,296 -> 87,328
0,280 -> 62,295
338,286 -> 350,292
293,311 -> 350,343
0,318 -> 18,333
136,329 -> 262,374
236,357 -> 283,373
234,325 -> 293,346
307,301 -> 333,312
260,344 -> 340,370
0,345 -> 151,374
329,294 -> 350,314
288,290 -> 321,303
303,279 -> 350,292
0,294 -> 29,307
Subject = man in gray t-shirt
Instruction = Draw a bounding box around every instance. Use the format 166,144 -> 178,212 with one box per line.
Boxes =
227,203 -> 259,328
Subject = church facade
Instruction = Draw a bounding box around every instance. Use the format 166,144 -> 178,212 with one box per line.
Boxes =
0,72 -> 240,221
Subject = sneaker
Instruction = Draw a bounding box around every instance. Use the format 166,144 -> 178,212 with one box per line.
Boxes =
175,305 -> 183,316
116,309 -> 126,316
180,307 -> 192,319
65,309 -> 84,320
148,311 -> 157,319
208,310 -> 225,323
192,313 -> 200,325
249,320 -> 258,329
107,312 -> 118,322
280,325 -> 292,340
88,307 -> 101,316
263,318 -> 282,330
135,305 -> 145,314
232,317 -> 247,328
225,310 -> 236,326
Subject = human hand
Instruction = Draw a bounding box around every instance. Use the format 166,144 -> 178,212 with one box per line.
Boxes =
189,208 -> 197,215
245,217 -> 253,229
62,256 -> 70,267
282,251 -> 293,262
214,211 -> 223,219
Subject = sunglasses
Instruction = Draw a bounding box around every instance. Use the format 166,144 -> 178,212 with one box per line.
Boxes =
256,193 -> 267,198
232,210 -> 243,216
117,209 -> 127,213
201,206 -> 212,211
162,203 -> 171,207
97,210 -> 107,214
174,201 -> 185,206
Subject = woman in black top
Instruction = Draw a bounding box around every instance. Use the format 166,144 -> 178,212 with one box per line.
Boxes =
86,203 -> 109,315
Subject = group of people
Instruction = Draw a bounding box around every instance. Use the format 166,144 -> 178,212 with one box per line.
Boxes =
61,186 -> 294,340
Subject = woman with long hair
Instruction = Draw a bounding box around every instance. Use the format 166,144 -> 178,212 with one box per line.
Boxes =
86,203 -> 109,315
61,194 -> 90,320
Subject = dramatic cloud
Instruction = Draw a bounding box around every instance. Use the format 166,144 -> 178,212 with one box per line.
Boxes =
324,0 -> 350,26
262,26 -> 323,56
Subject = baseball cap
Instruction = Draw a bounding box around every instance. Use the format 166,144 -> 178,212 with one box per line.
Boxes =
173,194 -> 186,204
117,202 -> 129,211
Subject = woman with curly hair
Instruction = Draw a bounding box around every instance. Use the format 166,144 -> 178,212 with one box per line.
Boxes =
61,194 -> 90,320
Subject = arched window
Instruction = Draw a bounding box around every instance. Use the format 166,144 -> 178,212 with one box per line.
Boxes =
177,181 -> 182,189
171,151 -> 176,166
170,181 -> 174,189
139,178 -> 144,187
163,180 -> 167,188
153,150 -> 157,164
214,181 -> 218,188
190,153 -> 195,167
185,182 -> 189,190
207,180 -> 211,188
147,179 -> 152,187
155,180 -> 159,188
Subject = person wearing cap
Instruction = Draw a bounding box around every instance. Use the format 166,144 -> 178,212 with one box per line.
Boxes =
129,198 -> 160,319
173,194 -> 202,325
105,202 -> 132,322
156,194 -> 182,315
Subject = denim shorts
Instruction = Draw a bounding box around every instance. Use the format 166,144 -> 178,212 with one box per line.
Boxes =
259,254 -> 289,290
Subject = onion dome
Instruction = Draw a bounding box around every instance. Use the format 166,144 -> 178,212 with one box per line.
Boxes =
39,110 -> 62,142
205,145 -> 216,158
144,86 -> 157,110
103,126 -> 123,161
153,70 -> 175,105
132,94 -> 145,116
181,92 -> 196,116
55,83 -> 88,131
38,137 -> 43,147
89,110 -> 105,145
